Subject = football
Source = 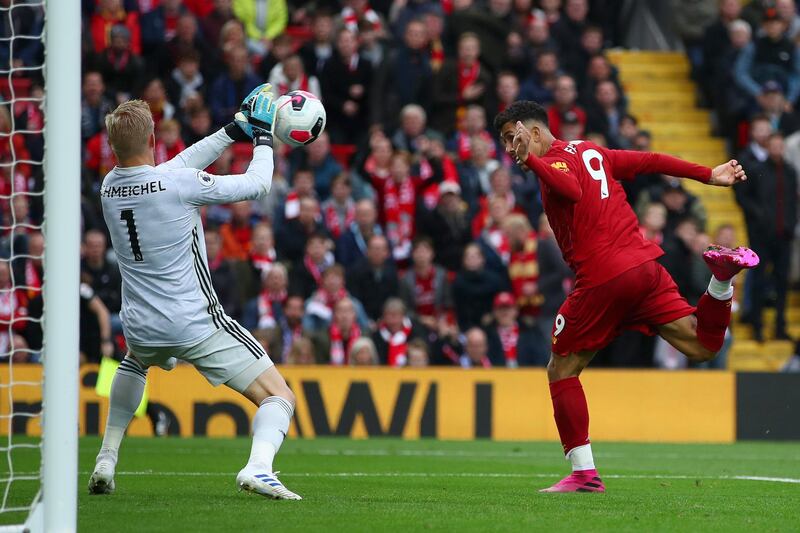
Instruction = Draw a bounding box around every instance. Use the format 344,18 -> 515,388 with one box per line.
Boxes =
273,90 -> 327,148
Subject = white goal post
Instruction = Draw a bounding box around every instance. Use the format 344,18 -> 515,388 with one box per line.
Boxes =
0,0 -> 80,531
40,0 -> 80,530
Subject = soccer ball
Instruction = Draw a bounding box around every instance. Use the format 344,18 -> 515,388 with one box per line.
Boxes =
273,90 -> 327,148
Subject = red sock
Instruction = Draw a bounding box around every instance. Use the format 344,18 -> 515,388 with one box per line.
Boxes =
549,376 -> 590,455
695,292 -> 732,352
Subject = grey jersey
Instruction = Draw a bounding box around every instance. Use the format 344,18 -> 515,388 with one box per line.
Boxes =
100,129 -> 274,347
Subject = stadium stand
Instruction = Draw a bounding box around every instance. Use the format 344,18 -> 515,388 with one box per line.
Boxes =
0,0 -> 796,371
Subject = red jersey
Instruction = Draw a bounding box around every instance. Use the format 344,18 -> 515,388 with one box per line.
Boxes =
529,140 -> 711,288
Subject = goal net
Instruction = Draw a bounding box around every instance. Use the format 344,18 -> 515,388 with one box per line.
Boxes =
0,1 -> 79,531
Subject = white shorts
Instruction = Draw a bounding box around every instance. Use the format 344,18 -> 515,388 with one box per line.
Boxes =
128,324 -> 273,393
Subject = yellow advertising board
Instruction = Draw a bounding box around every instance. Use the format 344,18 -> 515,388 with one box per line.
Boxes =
0,365 -> 735,443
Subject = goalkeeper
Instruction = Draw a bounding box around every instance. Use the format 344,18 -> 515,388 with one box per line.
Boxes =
89,84 -> 302,500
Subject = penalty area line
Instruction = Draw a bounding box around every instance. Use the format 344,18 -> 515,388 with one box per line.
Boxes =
69,471 -> 800,484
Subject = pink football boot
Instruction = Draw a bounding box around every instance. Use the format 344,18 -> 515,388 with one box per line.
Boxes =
539,469 -> 606,493
702,245 -> 760,281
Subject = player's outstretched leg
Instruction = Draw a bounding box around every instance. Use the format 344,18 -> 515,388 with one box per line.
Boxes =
89,355 -> 148,495
697,245 -> 759,350
234,366 -> 301,500
659,245 -> 759,361
540,351 -> 605,494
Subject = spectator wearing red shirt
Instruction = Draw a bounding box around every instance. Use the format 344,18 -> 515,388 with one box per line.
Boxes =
94,25 -> 146,102
85,125 -> 117,188
380,152 -> 417,263
471,166 -> 526,237
638,202 -> 667,246
399,237 -> 451,331
459,327 -> 492,368
320,174 -> 356,240
287,231 -> 334,299
477,195 -> 513,268
247,222 -> 277,283
141,78 -> 176,127
309,296 -> 363,365
153,119 -> 186,165
503,214 -> 541,319
242,262 -> 288,331
13,230 -> 42,303
90,0 -> 142,55
484,292 -> 548,367
448,105 -> 497,163
360,134 -> 392,208
0,260 -> 28,351
0,105 -> 31,180
431,32 -> 492,135
277,168 -> 316,224
184,0 -> 215,17
303,264 -> 369,334
371,298 -> 426,367
547,74 -> 587,138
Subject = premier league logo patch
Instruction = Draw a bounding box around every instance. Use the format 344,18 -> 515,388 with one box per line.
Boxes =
197,171 -> 215,187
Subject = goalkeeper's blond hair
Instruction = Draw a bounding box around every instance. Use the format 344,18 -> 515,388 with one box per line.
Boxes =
105,99 -> 154,161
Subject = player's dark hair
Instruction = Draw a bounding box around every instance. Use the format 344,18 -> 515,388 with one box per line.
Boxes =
750,113 -> 770,125
493,100 -> 549,132
622,113 -> 638,125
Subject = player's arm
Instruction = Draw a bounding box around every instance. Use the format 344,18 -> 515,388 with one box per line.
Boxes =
512,121 -> 582,202
175,145 -> 275,205
157,84 -> 269,172
174,86 -> 277,205
156,125 -> 247,172
603,148 -> 747,187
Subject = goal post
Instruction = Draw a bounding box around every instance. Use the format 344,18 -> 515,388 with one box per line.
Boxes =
40,0 -> 80,530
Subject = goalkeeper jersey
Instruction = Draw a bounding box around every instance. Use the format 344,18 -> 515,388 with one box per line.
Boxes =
100,129 -> 274,347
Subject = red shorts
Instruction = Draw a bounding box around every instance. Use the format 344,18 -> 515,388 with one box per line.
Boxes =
551,260 -> 695,355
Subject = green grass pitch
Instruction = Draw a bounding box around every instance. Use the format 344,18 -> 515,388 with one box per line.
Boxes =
2,438 -> 799,531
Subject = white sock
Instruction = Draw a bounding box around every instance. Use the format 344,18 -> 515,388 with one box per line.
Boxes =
99,357 -> 147,461
707,275 -> 734,301
247,396 -> 293,472
566,443 -> 596,472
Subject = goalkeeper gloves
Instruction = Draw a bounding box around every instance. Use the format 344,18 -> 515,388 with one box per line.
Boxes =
233,83 -> 278,147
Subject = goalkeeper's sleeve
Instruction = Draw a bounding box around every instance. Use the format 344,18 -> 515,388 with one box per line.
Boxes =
157,126 -> 246,173
170,144 -> 274,207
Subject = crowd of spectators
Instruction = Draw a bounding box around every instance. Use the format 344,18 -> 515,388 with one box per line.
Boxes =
687,0 -> 799,344
0,0 -> 796,369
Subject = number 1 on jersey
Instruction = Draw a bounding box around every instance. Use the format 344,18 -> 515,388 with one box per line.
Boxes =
582,149 -> 609,199
120,209 -> 144,262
